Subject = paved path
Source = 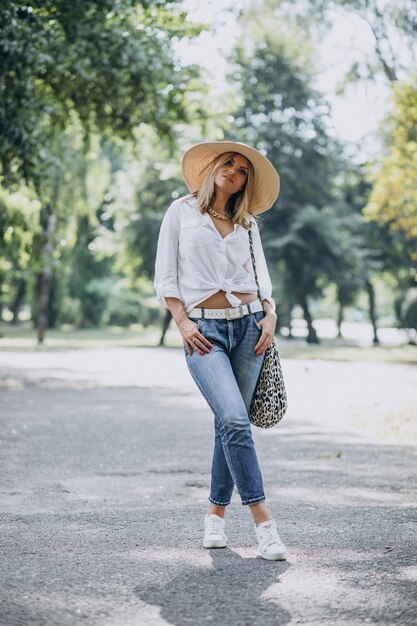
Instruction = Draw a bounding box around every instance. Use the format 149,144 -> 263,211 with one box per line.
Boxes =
0,348 -> 416,625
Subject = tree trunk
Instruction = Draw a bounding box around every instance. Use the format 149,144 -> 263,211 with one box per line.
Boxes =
11,279 -> 26,325
336,301 -> 344,338
37,210 -> 57,344
299,294 -> 319,343
287,304 -> 294,339
365,279 -> 379,345
159,309 -> 172,346
406,328 -> 417,345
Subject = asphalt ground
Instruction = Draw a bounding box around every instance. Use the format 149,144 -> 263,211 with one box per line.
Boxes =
0,347 -> 416,626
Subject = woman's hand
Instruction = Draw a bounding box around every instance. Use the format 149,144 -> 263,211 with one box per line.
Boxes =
178,318 -> 213,357
254,312 -> 277,356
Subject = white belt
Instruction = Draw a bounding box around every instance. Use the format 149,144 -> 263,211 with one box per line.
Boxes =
188,299 -> 263,320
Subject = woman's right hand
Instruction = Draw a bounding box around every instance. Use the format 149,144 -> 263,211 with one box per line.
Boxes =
178,318 -> 213,356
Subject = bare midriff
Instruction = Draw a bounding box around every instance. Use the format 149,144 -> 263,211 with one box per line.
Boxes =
195,290 -> 259,309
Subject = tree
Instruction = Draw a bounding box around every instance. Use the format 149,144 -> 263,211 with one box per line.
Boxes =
306,1 -> 417,340
269,205 -> 352,343
0,192 -> 35,322
229,11 -> 353,342
0,0 -> 203,341
0,0 -> 201,186
121,127 -> 188,342
309,0 -> 417,85
338,160 -> 417,343
364,74 -> 417,244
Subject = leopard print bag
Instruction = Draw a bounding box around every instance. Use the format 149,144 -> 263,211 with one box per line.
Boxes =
248,228 -> 288,428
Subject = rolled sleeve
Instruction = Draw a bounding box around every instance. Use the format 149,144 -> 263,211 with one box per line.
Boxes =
154,201 -> 181,308
249,219 -> 276,312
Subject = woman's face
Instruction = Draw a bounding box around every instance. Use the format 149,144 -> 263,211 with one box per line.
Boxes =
213,153 -> 249,196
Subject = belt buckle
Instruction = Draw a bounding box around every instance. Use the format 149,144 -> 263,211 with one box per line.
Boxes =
225,305 -> 243,320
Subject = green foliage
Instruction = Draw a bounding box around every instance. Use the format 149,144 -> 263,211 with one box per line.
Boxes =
0,189 -> 38,314
66,214 -> 113,327
364,73 -> 417,250
0,0 -> 202,188
0,1 -> 206,337
127,173 -> 187,281
120,126 -> 187,287
336,161 -> 417,333
229,12 -> 351,316
104,278 -> 141,326
0,195 -> 33,268
226,2 -> 417,343
2,0 -> 414,338
231,23 -> 342,212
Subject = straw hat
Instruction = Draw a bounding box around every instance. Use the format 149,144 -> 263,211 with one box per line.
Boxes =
181,140 -> 280,214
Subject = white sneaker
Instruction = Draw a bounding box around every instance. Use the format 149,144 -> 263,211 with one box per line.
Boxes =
254,519 -> 287,560
203,514 -> 227,548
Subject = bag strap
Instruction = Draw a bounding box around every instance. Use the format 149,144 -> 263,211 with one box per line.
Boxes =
248,226 -> 262,303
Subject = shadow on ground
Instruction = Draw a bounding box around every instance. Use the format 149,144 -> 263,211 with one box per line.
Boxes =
134,548 -> 291,626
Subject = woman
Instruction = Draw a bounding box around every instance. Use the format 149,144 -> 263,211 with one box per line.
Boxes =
154,141 -> 287,561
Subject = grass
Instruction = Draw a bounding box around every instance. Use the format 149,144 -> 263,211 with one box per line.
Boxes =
276,338 -> 417,365
0,321 -> 416,364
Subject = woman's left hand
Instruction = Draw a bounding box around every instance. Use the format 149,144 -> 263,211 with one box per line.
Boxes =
254,312 -> 277,355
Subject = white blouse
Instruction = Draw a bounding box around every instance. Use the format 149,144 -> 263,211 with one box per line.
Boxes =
154,195 -> 276,314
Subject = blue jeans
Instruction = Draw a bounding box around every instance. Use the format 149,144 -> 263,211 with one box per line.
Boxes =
184,309 -> 266,506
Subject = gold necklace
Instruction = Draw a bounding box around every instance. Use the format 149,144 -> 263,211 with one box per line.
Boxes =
207,206 -> 232,220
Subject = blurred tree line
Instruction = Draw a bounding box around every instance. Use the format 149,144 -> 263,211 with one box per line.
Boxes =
0,0 -> 416,344
0,0 -> 202,341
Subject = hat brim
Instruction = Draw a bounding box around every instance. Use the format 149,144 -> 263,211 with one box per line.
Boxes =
181,141 -> 280,214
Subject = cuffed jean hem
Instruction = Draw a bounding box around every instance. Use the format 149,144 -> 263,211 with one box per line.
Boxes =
241,495 -> 266,506
208,496 -> 232,506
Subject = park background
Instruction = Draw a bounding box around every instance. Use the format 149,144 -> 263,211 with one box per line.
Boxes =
1,3 -> 417,625
0,0 -> 416,355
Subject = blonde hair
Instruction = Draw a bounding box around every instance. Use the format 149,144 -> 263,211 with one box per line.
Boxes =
192,152 -> 255,228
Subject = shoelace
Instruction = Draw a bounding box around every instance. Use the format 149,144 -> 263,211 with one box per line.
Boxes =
258,522 -> 282,548
206,516 -> 224,535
